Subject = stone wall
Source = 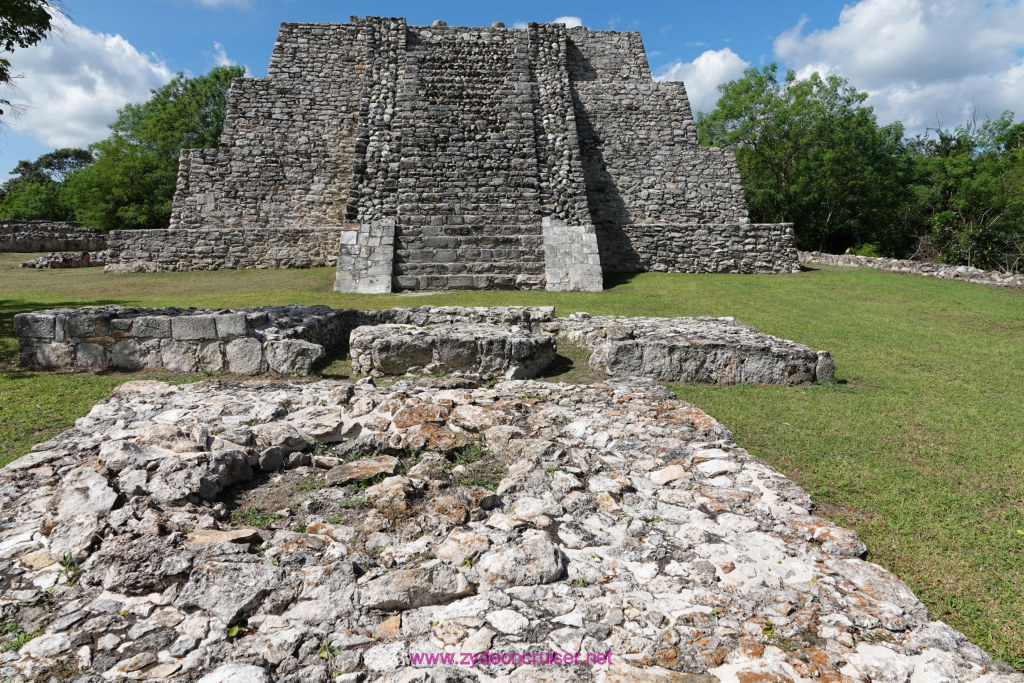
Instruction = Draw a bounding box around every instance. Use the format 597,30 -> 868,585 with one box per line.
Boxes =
105,227 -> 344,272
170,22 -> 367,230
0,220 -> 107,253
801,251 -> 1024,288
16,304 -> 834,387
14,305 -> 557,376
603,222 -> 800,274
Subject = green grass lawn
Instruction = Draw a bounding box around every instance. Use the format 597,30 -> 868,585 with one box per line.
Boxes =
1,252 -> 1023,667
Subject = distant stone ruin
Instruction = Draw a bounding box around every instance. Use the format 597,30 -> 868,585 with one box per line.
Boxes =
100,17 -> 800,290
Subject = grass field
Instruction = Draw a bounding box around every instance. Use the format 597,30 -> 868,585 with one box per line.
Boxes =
1,252 -> 1022,667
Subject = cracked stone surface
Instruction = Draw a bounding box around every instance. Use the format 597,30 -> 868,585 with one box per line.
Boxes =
0,377 -> 1016,682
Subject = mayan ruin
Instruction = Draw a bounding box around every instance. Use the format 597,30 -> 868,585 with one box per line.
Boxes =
100,16 -> 801,291
3,5 -> 1023,681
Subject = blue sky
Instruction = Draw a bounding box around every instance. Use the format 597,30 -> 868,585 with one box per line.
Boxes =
3,0 -> 1024,179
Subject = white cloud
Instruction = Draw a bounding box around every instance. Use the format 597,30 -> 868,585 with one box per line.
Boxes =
552,16 -> 583,28
655,48 -> 750,113
211,42 -> 234,67
3,13 -> 173,148
774,0 -> 1024,130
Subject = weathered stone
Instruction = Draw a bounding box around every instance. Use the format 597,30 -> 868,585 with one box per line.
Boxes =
265,339 -> 324,375
196,665 -> 272,683
360,560 -> 473,610
184,528 -> 262,546
171,315 -> 218,340
133,20 -> 798,290
225,336 -> 264,375
0,377 -> 1010,682
560,313 -> 833,385
175,561 -> 288,624
802,250 -> 1024,289
350,323 -> 556,379
326,456 -> 399,485
20,549 -> 56,571
476,529 -> 564,588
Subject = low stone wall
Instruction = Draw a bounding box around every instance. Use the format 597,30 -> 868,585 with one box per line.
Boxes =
15,304 -> 833,387
104,227 -> 345,272
800,251 -> 1024,288
558,313 -> 834,385
603,223 -> 800,274
0,220 -> 107,253
14,306 -> 343,376
350,323 -> 558,379
14,305 -> 557,376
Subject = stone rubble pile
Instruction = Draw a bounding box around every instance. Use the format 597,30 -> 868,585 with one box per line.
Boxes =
0,377 -> 1016,682
20,251 -> 109,269
556,313 -> 835,385
800,251 -> 1024,289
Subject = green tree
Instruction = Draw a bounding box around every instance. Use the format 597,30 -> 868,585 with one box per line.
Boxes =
0,147 -> 92,220
1,0 -> 62,117
64,65 -> 244,231
0,180 -> 63,219
696,64 -> 912,254
908,113 -> 1024,270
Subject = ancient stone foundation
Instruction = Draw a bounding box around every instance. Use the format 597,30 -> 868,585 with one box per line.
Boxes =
95,17 -> 799,290
0,220 -> 107,253
14,304 -> 833,385
0,378 -> 1016,680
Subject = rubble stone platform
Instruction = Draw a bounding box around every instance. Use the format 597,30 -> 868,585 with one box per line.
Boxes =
0,378 -> 1016,681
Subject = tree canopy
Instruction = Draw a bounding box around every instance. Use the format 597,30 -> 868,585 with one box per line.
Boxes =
696,64 -> 911,254
0,0 -> 59,117
0,147 -> 93,221
63,65 -> 244,230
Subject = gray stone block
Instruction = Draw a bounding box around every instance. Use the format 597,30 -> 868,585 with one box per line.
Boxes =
265,340 -> 324,376
225,337 -> 264,375
199,341 -> 225,373
133,316 -> 172,339
110,339 -> 145,371
171,315 -> 218,340
14,313 -> 55,339
161,340 -> 199,373
215,314 -> 248,338
75,343 -> 107,371
34,342 -> 73,369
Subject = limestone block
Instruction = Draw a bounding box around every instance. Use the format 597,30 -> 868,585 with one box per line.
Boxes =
161,340 -> 200,373
34,342 -> 73,369
75,342 -> 107,370
265,340 -> 324,376
133,316 -> 172,338
349,323 -> 556,379
14,312 -> 55,339
225,337 -> 264,375
171,315 -> 218,340
559,314 -> 831,386
214,314 -> 248,338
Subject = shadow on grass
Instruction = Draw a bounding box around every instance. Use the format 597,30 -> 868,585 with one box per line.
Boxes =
601,272 -> 644,289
